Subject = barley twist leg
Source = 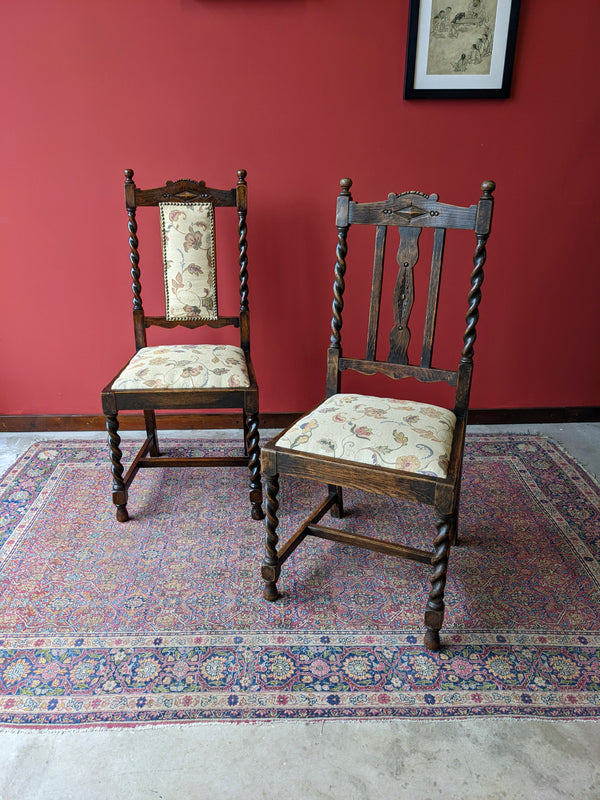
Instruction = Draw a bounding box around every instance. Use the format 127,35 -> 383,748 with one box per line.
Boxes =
106,413 -> 129,522
424,514 -> 453,651
261,474 -> 281,601
246,412 -> 264,520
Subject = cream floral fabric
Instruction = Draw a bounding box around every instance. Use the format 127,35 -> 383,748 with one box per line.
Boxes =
160,202 -> 218,321
111,345 -> 250,390
278,393 -> 457,478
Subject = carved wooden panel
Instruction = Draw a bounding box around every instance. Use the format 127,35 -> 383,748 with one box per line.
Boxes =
348,191 -> 477,230
421,227 -> 446,368
135,180 -> 237,208
388,226 -> 421,365
365,225 -> 387,361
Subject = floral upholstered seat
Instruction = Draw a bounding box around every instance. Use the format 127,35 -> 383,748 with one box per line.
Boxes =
277,393 -> 456,478
111,344 -> 250,390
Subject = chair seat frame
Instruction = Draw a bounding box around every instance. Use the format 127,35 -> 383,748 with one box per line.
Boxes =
101,169 -> 264,523
260,178 -> 495,651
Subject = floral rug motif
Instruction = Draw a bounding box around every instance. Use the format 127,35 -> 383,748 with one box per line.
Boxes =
0,435 -> 599,727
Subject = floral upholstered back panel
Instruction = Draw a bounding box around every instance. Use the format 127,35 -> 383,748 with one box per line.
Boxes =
160,202 -> 218,320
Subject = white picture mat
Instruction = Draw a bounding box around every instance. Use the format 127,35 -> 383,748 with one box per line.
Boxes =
413,0 -> 512,90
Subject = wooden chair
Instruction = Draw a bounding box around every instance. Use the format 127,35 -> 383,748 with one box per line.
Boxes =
261,178 -> 495,650
101,169 -> 264,523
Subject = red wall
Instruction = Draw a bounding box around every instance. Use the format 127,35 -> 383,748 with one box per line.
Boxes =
1,0 -> 599,415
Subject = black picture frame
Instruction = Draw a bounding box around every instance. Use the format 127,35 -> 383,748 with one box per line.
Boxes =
404,0 -> 521,99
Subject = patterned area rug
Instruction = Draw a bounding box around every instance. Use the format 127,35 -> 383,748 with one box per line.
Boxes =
0,435 -> 599,727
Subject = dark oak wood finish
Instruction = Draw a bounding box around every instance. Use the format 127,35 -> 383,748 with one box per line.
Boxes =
260,178 -> 496,651
100,169 -> 264,522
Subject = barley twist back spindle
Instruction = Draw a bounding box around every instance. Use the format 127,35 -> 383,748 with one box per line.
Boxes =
237,169 -> 249,313
330,227 -> 348,349
124,169 -> 142,312
330,178 -> 352,349
461,180 -> 494,363
460,234 -> 488,364
127,210 -> 142,310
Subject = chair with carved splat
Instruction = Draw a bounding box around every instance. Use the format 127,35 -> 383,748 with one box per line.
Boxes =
260,178 -> 495,650
101,169 -> 264,522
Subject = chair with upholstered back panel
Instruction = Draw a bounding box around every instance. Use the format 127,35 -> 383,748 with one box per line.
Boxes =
260,177 -> 495,650
101,169 -> 263,523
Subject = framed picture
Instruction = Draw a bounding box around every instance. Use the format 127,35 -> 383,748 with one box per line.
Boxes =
404,0 -> 521,99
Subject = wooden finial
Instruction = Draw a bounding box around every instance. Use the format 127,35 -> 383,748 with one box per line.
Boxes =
124,169 -> 134,182
481,180 -> 496,196
339,177 -> 352,195
237,169 -> 247,184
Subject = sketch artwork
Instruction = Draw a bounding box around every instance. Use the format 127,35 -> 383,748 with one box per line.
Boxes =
427,0 -> 497,75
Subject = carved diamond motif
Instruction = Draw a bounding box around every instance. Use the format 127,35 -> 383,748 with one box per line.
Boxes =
395,204 -> 427,221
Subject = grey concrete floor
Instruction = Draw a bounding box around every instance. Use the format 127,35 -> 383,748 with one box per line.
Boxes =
0,424 -> 599,800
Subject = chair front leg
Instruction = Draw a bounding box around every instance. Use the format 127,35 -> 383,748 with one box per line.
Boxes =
261,473 -> 281,601
105,413 -> 129,522
245,411 -> 264,520
424,513 -> 453,651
